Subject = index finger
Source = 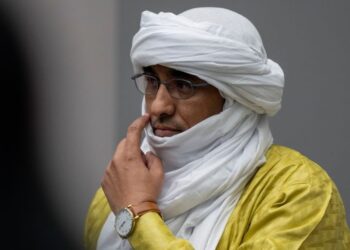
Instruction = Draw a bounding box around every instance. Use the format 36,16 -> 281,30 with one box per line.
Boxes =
125,113 -> 150,153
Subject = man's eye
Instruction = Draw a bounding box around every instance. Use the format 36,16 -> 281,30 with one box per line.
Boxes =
145,76 -> 157,84
175,80 -> 191,92
144,76 -> 158,90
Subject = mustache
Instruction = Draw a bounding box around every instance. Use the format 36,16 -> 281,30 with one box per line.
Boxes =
150,116 -> 184,131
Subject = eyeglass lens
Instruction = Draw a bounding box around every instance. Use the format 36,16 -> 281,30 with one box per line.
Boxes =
139,75 -> 193,99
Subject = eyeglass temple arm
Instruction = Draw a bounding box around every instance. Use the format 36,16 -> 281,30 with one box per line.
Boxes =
131,73 -> 144,80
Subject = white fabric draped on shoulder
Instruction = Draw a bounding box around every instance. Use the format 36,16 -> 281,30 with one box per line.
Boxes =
97,7 -> 285,250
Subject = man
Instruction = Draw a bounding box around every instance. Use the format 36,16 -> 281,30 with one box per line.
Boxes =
84,7 -> 350,249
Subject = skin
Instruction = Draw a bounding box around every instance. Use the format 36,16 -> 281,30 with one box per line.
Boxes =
101,65 -> 224,213
146,65 -> 225,137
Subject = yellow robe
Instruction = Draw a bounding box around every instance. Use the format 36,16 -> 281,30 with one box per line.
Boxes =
84,145 -> 350,249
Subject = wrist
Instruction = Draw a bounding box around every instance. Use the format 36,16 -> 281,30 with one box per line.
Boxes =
114,201 -> 162,239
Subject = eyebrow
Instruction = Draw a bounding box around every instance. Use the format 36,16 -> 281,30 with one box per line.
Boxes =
170,69 -> 197,80
142,66 -> 198,80
143,66 -> 155,75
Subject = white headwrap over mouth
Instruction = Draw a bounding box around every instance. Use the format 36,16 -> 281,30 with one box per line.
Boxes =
97,8 -> 284,250
130,9 -> 284,116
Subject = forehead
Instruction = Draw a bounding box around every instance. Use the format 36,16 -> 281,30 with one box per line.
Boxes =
143,65 -> 200,81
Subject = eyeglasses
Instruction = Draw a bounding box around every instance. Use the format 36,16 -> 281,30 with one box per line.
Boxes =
131,73 -> 210,99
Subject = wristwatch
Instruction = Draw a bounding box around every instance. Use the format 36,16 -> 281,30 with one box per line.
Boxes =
114,201 -> 161,239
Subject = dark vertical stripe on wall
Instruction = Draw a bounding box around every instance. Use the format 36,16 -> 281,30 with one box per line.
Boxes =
0,6 -> 78,250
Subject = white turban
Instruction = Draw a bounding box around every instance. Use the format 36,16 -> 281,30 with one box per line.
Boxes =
130,7 -> 285,116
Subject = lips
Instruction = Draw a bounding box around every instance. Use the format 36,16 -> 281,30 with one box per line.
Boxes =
153,126 -> 182,137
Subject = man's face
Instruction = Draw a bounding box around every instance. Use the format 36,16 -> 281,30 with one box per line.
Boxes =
145,65 -> 224,137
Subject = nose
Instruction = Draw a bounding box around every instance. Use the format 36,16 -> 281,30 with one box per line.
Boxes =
148,84 -> 175,117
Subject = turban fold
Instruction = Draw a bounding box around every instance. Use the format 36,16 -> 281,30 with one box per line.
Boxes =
130,8 -> 285,116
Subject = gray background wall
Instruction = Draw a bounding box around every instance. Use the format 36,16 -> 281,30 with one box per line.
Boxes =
2,0 -> 349,249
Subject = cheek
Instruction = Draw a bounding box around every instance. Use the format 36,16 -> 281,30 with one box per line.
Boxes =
194,90 -> 224,116
178,106 -> 200,125
179,97 -> 224,127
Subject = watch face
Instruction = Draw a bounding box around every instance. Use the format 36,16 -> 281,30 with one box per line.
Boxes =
115,208 -> 134,238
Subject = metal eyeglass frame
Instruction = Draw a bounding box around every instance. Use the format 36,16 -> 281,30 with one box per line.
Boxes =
131,73 -> 210,99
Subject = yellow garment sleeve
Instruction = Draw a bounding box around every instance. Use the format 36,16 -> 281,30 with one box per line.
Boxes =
300,184 -> 350,249
129,212 -> 194,250
84,188 -> 111,250
234,183 -> 349,249
237,182 -> 332,249
217,145 -> 350,250
84,188 -> 194,250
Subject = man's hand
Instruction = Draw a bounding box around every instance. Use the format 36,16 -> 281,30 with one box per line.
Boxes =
101,114 -> 164,213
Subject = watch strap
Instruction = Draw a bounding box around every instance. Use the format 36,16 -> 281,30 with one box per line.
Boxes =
127,201 -> 162,219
